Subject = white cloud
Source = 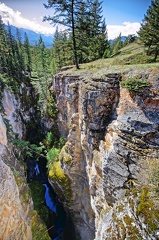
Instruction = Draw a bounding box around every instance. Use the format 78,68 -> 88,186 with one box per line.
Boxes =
107,22 -> 141,40
0,3 -> 55,35
0,3 -> 141,39
16,11 -> 21,16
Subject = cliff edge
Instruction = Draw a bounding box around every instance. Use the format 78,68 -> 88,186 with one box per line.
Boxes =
49,68 -> 159,239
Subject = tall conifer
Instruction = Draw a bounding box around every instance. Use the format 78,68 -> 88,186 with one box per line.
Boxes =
0,16 -> 8,74
44,0 -> 80,69
24,32 -> 31,74
138,0 -> 159,61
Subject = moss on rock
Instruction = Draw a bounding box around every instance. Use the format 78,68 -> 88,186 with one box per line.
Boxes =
48,160 -> 72,201
29,181 -> 49,223
31,210 -> 50,240
136,186 -> 159,233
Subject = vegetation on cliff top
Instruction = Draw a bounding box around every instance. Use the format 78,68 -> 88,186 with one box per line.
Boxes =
1,0 -> 159,82
1,0 -> 159,238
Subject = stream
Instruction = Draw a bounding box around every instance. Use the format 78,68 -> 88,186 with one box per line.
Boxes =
27,159 -> 66,240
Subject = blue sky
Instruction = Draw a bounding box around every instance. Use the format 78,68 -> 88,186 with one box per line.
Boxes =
0,0 -> 151,39
103,0 -> 151,25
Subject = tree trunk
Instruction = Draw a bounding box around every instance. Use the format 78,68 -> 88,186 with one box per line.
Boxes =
71,0 -> 79,69
154,48 -> 158,62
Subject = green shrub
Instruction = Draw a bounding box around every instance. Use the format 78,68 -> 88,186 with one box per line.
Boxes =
46,148 -> 60,163
46,91 -> 58,119
11,138 -> 45,159
43,131 -> 66,149
120,77 -> 149,92
43,131 -> 55,150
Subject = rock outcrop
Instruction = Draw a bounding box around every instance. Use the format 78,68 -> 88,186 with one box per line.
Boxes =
50,69 -> 159,239
0,88 -> 33,239
0,85 -> 49,240
0,145 -> 32,240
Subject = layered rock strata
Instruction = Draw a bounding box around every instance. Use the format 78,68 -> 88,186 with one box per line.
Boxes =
51,69 -> 159,240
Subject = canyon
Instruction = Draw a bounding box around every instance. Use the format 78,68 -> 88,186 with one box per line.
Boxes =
0,67 -> 159,239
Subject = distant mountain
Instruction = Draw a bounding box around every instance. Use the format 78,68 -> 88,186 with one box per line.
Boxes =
4,25 -> 54,48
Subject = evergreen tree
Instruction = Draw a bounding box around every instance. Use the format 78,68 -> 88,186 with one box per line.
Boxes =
87,0 -> 108,60
37,35 -> 48,71
123,34 -> 137,46
7,23 -> 16,78
138,0 -> 159,61
75,0 -> 108,62
111,33 -> 123,55
0,16 -> 8,74
44,0 -> 81,69
44,0 -> 108,65
0,19 -> 24,80
24,32 -> 32,74
52,27 -> 71,69
103,39 -> 111,58
15,28 -> 25,74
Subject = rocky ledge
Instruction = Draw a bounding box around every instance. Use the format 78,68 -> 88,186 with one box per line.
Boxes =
50,68 -> 159,240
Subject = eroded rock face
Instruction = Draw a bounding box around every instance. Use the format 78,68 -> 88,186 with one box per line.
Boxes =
52,70 -> 159,240
0,87 -> 36,240
2,87 -> 35,138
0,145 -> 32,240
52,73 -> 121,239
0,114 -> 7,146
95,71 -> 159,239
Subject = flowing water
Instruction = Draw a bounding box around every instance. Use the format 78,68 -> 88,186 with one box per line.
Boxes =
43,184 -> 57,213
33,161 -> 66,240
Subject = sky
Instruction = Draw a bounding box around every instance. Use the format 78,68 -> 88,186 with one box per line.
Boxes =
0,0 -> 151,39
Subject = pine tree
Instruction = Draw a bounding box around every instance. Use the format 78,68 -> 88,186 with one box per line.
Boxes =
52,27 -> 70,69
138,0 -> 159,61
0,16 -> 8,74
6,23 -> 16,78
44,0 -> 108,66
75,0 -> 108,62
75,1 -> 90,63
123,34 -> 137,47
37,35 -> 47,71
112,33 -> 123,55
86,0 -> 108,60
15,28 -> 25,75
24,32 -> 32,74
44,0 -> 81,69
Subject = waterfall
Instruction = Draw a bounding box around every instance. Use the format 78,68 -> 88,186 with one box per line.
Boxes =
32,161 -> 66,240
43,184 -> 57,213
34,163 -> 40,175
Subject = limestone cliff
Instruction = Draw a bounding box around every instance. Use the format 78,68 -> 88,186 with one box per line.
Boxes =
0,145 -> 32,240
50,68 -> 159,239
0,86 -> 50,240
0,87 -> 33,240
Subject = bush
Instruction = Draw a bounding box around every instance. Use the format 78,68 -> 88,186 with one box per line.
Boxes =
120,77 -> 149,92
46,92 -> 58,119
46,148 -> 60,163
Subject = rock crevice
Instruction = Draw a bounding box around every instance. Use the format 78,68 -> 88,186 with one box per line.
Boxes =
51,70 -> 159,239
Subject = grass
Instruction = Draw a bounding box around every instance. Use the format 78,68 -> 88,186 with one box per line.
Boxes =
60,41 -> 159,78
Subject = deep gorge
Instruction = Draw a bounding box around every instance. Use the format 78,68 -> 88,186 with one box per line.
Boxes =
0,68 -> 159,239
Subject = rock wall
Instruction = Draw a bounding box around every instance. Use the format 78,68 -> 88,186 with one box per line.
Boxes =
0,145 -> 32,240
51,69 -> 159,240
0,85 -> 38,240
